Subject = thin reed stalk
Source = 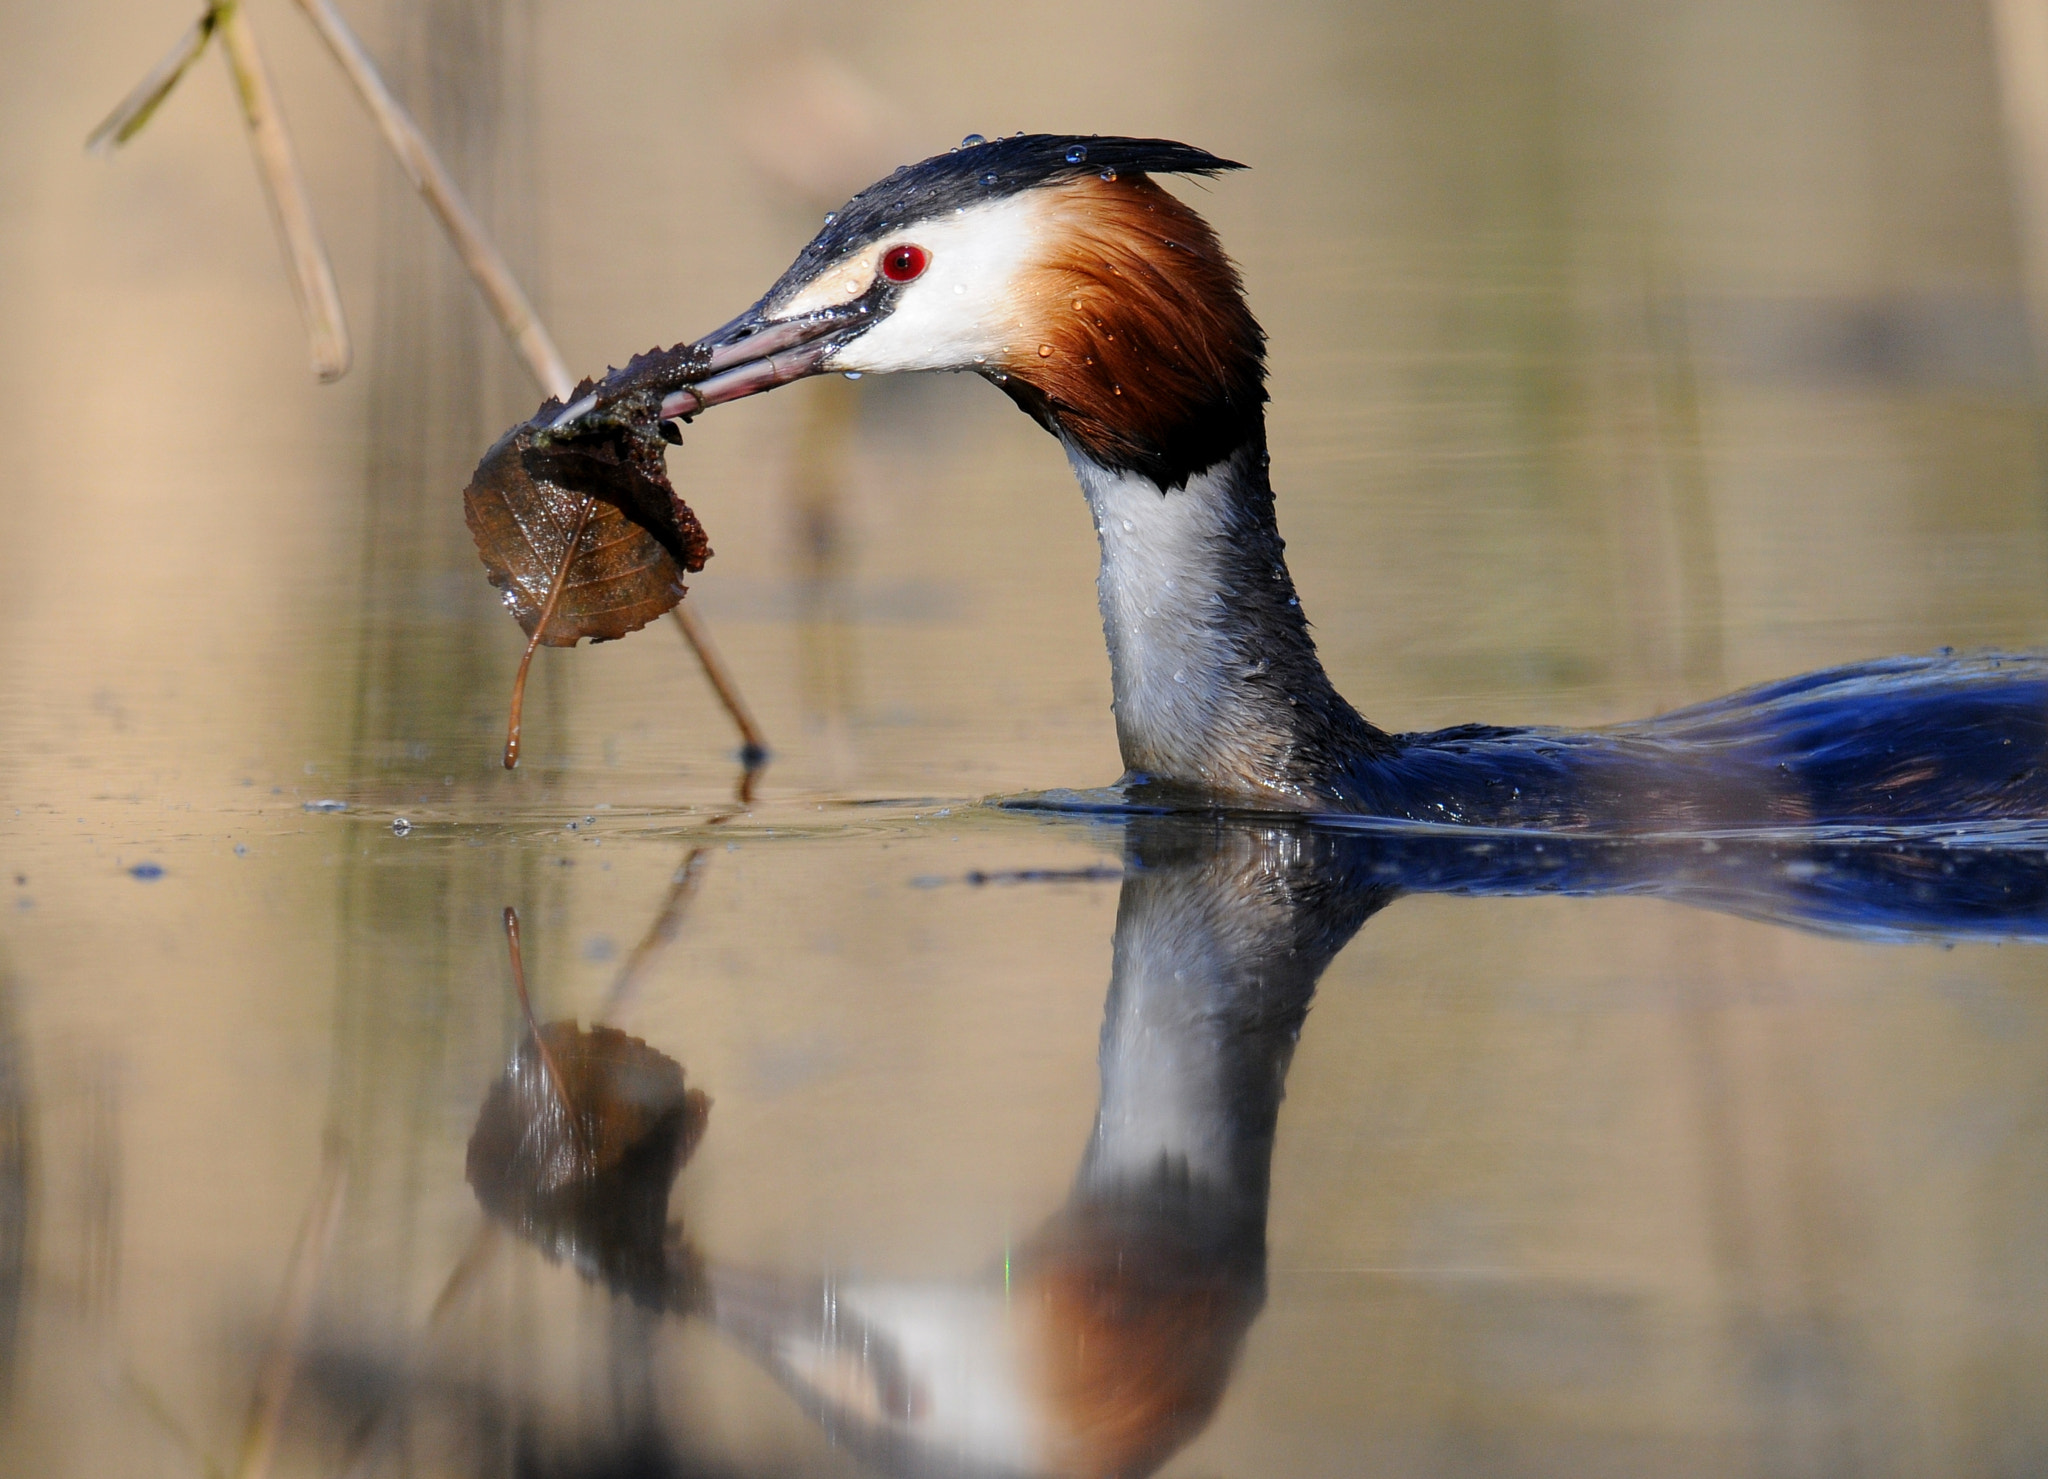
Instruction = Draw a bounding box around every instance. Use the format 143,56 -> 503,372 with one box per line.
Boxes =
672,607 -> 770,764
86,8 -> 222,155
218,4 -> 351,381
287,0 -> 569,398
1992,0 -> 2048,373
232,1138 -> 350,1479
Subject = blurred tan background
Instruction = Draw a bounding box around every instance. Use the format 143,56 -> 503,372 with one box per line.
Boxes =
3,1 -> 2048,1475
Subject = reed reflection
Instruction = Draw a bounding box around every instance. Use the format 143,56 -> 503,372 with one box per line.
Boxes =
460,811 -> 2048,1478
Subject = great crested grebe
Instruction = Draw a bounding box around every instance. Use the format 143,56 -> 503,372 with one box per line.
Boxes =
572,134 -> 2048,829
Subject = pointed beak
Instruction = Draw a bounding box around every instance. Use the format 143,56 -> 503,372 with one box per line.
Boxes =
546,293 -> 880,433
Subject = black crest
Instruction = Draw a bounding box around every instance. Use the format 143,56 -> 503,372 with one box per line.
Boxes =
760,134 -> 1244,303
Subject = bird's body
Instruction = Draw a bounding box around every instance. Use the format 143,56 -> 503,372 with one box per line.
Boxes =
588,134 -> 2048,830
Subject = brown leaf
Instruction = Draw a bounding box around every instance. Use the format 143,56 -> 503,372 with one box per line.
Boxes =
463,343 -> 714,648
465,1020 -> 710,1308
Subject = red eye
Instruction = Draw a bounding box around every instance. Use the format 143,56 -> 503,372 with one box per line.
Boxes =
881,243 -> 929,283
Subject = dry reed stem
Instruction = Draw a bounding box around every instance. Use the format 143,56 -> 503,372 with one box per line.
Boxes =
673,606 -> 770,764
287,0 -> 570,398
218,5 -> 351,381
1993,0 -> 2048,371
598,848 -> 712,1023
86,8 -> 222,155
232,1138 -> 350,1479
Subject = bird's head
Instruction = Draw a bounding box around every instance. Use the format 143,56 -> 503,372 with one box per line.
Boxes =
654,134 -> 1267,489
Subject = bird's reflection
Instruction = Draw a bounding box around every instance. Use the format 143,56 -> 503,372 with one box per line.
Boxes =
690,819 -> 1388,1479
457,811 -> 2048,1479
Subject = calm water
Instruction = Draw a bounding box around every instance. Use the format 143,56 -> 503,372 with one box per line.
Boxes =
5,1 -> 2048,1475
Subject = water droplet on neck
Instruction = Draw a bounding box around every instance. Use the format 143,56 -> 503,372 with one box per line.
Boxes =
961,133 -> 985,147
822,211 -> 837,224
1120,518 -> 1134,532
953,282 -> 967,295
980,172 -> 999,186
973,354 -> 987,364
842,371 -> 863,380
1065,144 -> 1088,164
1099,167 -> 1118,182
1037,343 -> 1054,357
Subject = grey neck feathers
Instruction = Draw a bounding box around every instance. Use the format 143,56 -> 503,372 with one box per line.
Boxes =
1066,435 -> 1391,805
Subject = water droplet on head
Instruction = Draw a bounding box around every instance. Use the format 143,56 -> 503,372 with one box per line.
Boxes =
980,172 -> 999,186
973,354 -> 987,364
1120,518 -> 1134,532
1037,343 -> 1054,357
953,282 -> 967,295
1065,144 -> 1088,164
843,371 -> 863,380
1099,167 -> 1118,182
961,133 -> 985,147
823,211 -> 837,224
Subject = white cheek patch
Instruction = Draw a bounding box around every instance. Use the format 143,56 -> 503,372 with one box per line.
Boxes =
777,191 -> 1051,374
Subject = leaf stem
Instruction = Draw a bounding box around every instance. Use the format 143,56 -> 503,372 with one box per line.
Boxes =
501,908 -> 576,1127
503,496 -> 596,770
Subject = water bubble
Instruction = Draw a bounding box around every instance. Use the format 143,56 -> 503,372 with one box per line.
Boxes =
1065,144 -> 1088,164
980,172 -> 999,186
303,799 -> 347,813
823,211 -> 838,224
1121,519 -> 1135,532
843,371 -> 863,380
1037,343 -> 1054,357
961,133 -> 985,147
233,843 -> 248,856
1099,167 -> 1118,182
391,817 -> 412,836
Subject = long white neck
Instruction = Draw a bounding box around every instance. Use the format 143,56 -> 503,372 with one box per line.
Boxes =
1067,440 -> 1384,805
